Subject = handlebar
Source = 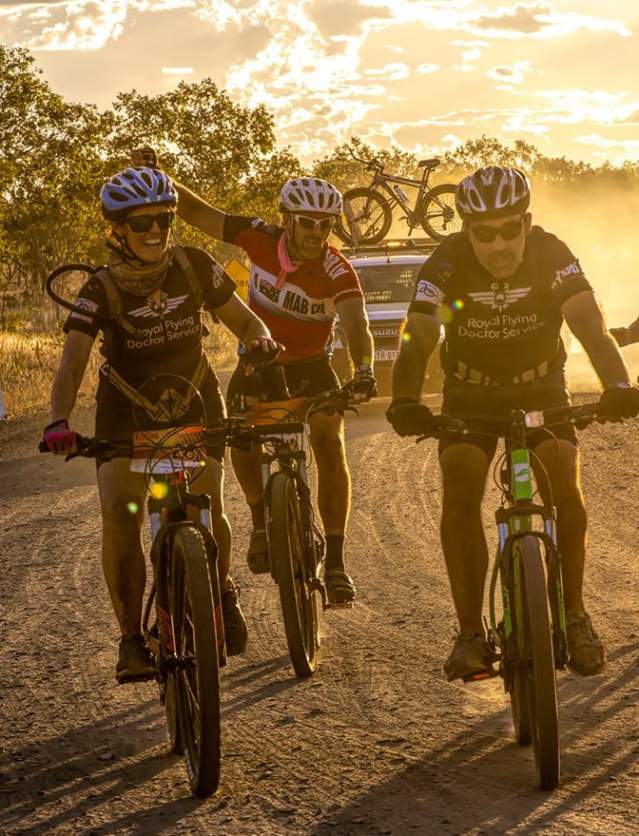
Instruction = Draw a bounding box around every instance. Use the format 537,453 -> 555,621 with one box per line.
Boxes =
409,403 -> 602,439
347,148 -> 383,172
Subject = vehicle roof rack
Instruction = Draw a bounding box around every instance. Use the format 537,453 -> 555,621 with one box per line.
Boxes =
340,237 -> 439,259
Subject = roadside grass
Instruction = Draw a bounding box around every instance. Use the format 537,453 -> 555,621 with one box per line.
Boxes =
0,328 -> 237,419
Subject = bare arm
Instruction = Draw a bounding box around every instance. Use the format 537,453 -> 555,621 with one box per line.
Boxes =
50,331 -> 95,423
562,291 -> 630,389
174,181 -> 227,241
391,312 -> 441,401
336,296 -> 374,369
213,293 -> 272,347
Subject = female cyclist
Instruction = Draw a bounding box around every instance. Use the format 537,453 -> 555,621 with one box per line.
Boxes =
42,167 -> 277,682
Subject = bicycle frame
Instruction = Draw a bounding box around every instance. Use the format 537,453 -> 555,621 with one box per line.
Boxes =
487,414 -> 568,677
143,466 -> 226,672
367,168 -> 432,225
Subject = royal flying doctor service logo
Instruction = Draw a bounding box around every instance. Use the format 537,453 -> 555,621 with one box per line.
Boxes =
129,293 -> 188,318
468,282 -> 530,312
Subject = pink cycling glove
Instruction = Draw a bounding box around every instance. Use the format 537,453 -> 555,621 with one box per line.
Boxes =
43,419 -> 79,455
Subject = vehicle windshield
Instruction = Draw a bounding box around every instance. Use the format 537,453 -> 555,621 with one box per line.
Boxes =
354,263 -> 422,304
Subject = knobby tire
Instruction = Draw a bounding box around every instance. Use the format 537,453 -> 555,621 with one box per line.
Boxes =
419,183 -> 461,240
335,188 -> 392,245
268,471 -> 318,677
512,535 -> 560,790
171,525 -> 221,797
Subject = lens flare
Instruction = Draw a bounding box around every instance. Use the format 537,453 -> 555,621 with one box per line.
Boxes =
402,332 -> 411,342
127,502 -> 139,514
150,482 -> 169,500
452,298 -> 464,311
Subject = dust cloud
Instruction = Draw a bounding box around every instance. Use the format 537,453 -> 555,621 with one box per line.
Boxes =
532,179 -> 639,389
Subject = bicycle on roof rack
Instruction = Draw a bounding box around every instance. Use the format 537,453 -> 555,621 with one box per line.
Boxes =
334,149 -> 461,247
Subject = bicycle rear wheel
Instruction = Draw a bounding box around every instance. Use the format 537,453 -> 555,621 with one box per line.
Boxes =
171,525 -> 221,797
268,471 -> 319,677
512,535 -> 560,790
334,188 -> 392,245
419,184 -> 462,240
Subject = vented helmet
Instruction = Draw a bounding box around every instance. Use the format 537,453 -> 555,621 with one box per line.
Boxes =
100,167 -> 177,219
280,177 -> 343,216
455,166 -> 530,221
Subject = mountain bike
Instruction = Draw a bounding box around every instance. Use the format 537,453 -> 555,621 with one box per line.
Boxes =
409,402 -> 600,790
334,150 -> 461,246
234,385 -> 357,677
40,426 -> 226,798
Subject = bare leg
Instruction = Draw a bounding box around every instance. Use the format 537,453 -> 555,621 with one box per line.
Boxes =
439,444 -> 491,635
190,457 -> 233,591
97,459 -> 147,636
309,410 -> 350,536
532,439 -> 587,613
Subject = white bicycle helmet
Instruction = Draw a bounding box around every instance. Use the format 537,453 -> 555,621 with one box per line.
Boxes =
455,166 -> 530,221
280,177 -> 343,216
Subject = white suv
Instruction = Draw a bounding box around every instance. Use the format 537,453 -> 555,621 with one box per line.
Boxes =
332,243 -> 443,395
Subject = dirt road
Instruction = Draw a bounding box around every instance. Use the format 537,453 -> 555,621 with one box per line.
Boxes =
1,398 -> 639,835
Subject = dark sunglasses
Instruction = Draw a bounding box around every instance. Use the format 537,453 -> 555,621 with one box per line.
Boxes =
469,218 -> 524,244
125,212 -> 175,233
294,214 -> 334,233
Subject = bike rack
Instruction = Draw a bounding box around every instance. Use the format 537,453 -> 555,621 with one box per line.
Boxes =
340,237 -> 439,259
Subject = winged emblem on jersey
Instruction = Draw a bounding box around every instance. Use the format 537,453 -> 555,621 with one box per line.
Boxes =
129,293 -> 188,318
468,283 -> 531,311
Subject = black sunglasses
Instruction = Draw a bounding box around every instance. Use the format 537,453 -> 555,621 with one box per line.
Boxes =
294,214 -> 334,233
469,218 -> 524,244
125,212 -> 175,233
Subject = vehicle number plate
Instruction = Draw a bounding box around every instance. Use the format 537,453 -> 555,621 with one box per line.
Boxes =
375,347 -> 399,362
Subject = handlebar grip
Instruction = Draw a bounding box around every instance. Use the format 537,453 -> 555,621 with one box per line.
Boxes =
242,345 -> 281,367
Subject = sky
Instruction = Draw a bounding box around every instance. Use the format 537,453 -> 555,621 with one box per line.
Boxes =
2,0 -> 639,164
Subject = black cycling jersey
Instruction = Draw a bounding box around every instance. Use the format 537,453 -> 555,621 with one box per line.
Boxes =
408,226 -> 592,383
64,246 -> 236,384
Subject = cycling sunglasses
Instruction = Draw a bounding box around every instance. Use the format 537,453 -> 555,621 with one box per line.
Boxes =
125,212 -> 175,233
294,214 -> 334,233
469,218 -> 524,244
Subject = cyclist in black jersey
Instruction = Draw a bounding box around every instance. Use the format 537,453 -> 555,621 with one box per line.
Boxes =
42,167 -> 278,682
387,166 -> 639,681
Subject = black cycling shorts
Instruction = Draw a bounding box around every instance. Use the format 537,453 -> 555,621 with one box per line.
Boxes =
439,367 -> 576,460
94,371 -> 226,465
226,355 -> 340,413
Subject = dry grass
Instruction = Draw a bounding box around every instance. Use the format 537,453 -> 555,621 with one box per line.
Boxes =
0,328 -> 237,419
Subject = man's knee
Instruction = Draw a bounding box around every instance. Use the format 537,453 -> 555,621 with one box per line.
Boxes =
440,444 -> 489,510
310,418 -> 345,464
534,440 -> 582,506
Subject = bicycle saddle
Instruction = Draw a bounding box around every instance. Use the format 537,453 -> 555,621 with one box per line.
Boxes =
418,158 -> 440,168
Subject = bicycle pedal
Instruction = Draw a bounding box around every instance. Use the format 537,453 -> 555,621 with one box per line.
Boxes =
462,667 -> 497,683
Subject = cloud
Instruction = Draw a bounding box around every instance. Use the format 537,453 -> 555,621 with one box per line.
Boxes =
308,0 -> 390,39
416,62 -> 439,75
473,2 -> 552,35
574,134 -> 639,159
487,60 -> 532,85
364,62 -> 409,80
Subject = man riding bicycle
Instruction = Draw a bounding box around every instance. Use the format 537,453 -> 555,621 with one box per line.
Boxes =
42,167 -> 278,682
132,150 -> 376,604
387,166 -> 639,680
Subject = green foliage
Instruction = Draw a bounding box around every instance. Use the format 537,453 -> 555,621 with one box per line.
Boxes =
3,44 -> 639,327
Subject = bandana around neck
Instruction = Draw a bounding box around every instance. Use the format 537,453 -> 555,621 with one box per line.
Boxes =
106,246 -> 172,297
276,232 -> 301,288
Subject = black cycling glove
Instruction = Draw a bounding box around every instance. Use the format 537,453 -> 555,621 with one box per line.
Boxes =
344,364 -> 377,403
386,398 -> 433,437
597,384 -> 639,421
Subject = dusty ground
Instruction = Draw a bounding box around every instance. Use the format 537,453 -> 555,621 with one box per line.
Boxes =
1,396 -> 639,835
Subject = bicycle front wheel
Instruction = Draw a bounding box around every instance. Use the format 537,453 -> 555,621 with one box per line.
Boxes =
512,535 -> 560,790
171,525 -> 221,797
334,188 -> 392,246
419,183 -> 462,240
268,471 -> 319,677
